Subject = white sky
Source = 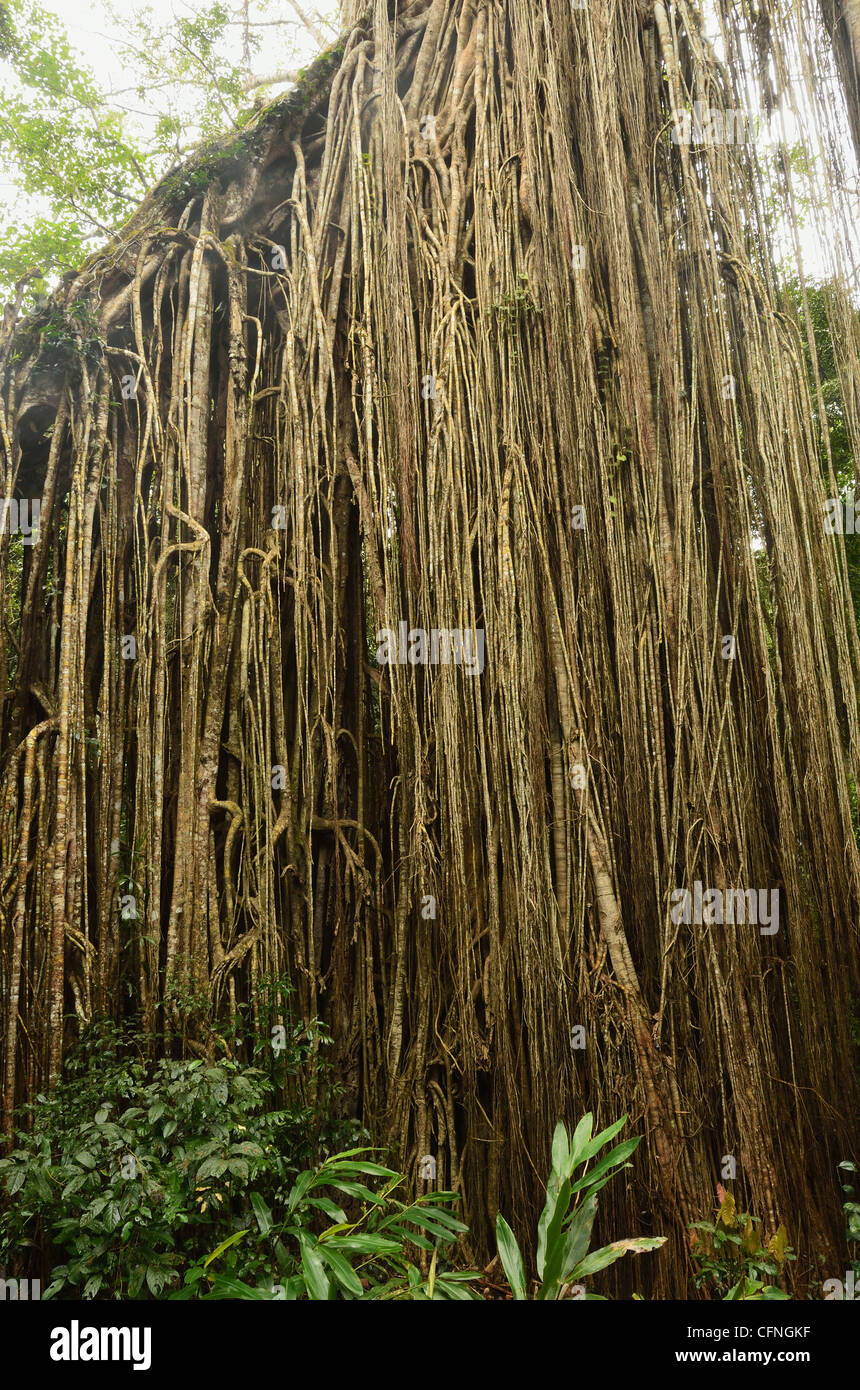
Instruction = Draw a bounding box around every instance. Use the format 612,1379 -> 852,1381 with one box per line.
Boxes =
39,0 -> 339,135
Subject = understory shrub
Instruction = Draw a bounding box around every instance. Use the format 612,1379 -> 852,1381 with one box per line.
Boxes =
494,1114 -> 666,1300
178,1149 -> 475,1301
689,1188 -> 793,1300
0,991 -> 359,1298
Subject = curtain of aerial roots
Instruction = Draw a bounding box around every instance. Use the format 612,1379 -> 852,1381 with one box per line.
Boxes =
1,0 -> 859,1293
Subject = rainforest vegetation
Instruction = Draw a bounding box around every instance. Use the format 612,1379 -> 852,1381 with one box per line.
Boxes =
0,0 -> 858,1302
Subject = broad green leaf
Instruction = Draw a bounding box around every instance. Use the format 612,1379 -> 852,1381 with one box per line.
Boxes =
298,1234 -> 330,1300
385,1212 -> 461,1243
538,1184 -> 573,1297
319,1157 -> 397,1178
495,1213 -> 527,1300
766,1224 -> 789,1266
306,1195 -> 348,1223
568,1246 -> 627,1280
250,1191 -> 272,1235
286,1168 -> 317,1214
570,1137 -> 640,1194
561,1191 -> 598,1277
536,1171 -> 560,1279
318,1245 -> 364,1297
316,1221 -> 355,1239
196,1157 -> 227,1181
329,1180 -> 385,1204
717,1190 -> 737,1228
203,1228 -> 249,1268
568,1112 -> 594,1169
378,1204 -> 467,1238
320,1145 -> 382,1159
204,1274 -> 270,1300
614,1236 -> 666,1253
145,1266 -> 170,1297
321,1232 -> 402,1255
6,1165 -> 26,1195
569,1235 -> 666,1281
433,1276 -> 480,1301
551,1121 -> 570,1178
578,1116 -> 628,1166
742,1215 -> 761,1255
407,1203 -> 468,1232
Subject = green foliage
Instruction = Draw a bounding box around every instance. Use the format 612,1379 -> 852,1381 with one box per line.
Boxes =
177,1150 -> 476,1301
0,0 -> 157,294
1,1073 -> 662,1302
494,273 -> 541,332
784,278 -> 854,484
0,1006 -> 359,1299
495,1114 -> 666,1300
0,4 -> 14,58
784,278 -> 860,623
0,0 -> 338,303
838,1160 -> 860,1279
33,300 -> 105,366
689,1188 -> 793,1300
